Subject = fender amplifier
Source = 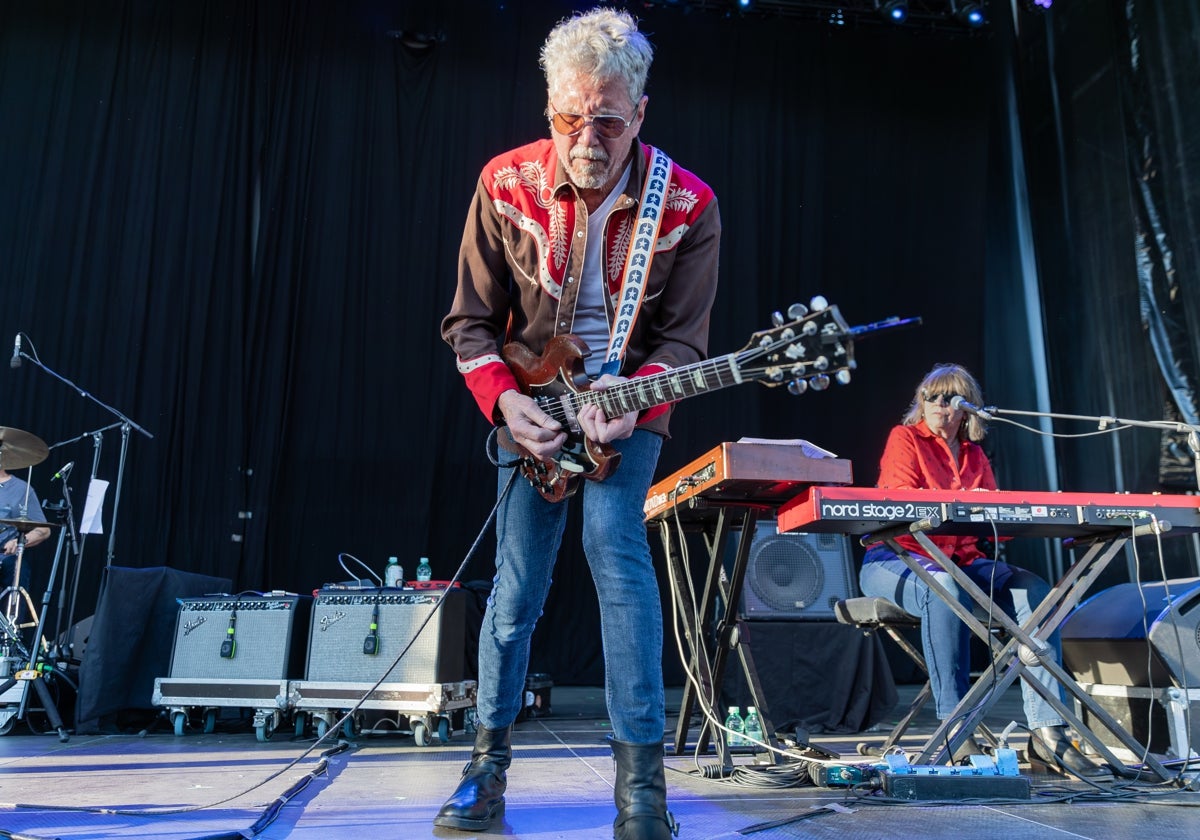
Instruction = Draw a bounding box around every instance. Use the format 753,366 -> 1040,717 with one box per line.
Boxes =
306,588 -> 466,683
169,594 -> 312,679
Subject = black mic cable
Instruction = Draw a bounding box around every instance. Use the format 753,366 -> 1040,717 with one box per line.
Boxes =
220,605 -> 237,658
363,597 -> 380,655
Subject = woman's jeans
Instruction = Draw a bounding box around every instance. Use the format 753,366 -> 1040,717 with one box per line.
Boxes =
859,545 -> 1065,729
476,429 -> 666,744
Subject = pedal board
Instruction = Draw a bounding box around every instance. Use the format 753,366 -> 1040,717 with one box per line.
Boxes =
880,751 -> 1031,800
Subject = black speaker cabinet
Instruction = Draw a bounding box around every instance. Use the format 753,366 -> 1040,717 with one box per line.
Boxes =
169,594 -> 312,679
734,521 -> 857,620
306,588 -> 466,683
1062,577 -> 1200,688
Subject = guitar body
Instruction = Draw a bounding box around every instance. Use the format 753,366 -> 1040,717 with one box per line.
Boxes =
502,335 -> 621,503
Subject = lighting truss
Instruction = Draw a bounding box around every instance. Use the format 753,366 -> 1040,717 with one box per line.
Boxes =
640,0 -> 993,34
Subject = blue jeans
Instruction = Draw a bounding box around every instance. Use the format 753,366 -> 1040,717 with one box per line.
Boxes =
860,545 -> 1065,729
477,429 -> 665,744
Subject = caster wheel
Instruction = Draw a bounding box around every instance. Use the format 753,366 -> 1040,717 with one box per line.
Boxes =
316,718 -> 329,739
203,709 -> 217,734
173,711 -> 187,737
294,712 -> 307,738
256,722 -> 273,742
342,715 -> 358,739
0,715 -> 16,736
437,717 -> 450,744
412,720 -> 430,747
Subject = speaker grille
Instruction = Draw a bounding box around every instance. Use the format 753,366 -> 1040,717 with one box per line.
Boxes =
737,522 -> 856,620
169,595 -> 311,679
306,588 -> 466,683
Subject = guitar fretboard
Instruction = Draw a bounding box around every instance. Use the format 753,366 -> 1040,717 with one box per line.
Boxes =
540,353 -> 743,425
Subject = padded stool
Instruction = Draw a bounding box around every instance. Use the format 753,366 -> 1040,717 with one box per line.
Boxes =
835,596 -> 999,758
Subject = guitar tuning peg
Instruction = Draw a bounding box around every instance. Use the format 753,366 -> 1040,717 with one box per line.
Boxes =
809,374 -> 831,391
787,303 -> 808,320
836,370 -> 852,385
809,295 -> 828,311
771,310 -> 785,327
787,379 -> 808,396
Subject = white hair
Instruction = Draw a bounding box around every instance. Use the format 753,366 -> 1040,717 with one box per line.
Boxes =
539,7 -> 653,106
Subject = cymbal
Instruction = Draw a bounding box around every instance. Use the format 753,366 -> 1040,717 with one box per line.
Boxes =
0,516 -> 61,532
0,427 -> 49,471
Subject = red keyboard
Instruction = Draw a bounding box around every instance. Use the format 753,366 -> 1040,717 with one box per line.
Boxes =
777,486 -> 1200,537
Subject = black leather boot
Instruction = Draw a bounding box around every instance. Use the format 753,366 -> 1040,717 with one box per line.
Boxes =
1029,725 -> 1114,782
611,739 -> 678,840
433,725 -> 512,831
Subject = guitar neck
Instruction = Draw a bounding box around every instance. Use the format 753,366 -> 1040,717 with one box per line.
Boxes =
582,354 -> 744,419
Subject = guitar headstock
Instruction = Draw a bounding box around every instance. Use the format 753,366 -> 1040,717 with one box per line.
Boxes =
734,297 -> 855,394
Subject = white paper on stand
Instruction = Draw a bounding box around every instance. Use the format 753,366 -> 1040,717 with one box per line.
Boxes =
81,479 -> 109,535
735,436 -> 838,459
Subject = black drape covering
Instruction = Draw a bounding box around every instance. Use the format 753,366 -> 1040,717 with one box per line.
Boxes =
2,1 -> 1197,686
76,565 -> 231,729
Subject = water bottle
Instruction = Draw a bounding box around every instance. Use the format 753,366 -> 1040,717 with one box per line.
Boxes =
416,556 -> 432,582
384,556 -> 403,587
724,706 -> 745,748
743,706 -> 763,750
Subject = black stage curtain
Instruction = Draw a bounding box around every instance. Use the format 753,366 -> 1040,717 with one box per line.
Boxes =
2,1 -> 1195,686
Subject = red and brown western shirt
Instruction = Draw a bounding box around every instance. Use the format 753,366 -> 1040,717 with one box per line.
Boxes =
441,138 -> 721,435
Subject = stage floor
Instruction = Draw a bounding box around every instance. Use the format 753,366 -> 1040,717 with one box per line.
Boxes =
0,684 -> 1197,839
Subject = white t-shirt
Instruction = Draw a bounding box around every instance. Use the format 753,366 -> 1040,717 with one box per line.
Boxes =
572,163 -> 633,376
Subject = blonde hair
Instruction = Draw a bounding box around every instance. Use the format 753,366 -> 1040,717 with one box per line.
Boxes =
539,7 -> 653,106
901,363 -> 987,442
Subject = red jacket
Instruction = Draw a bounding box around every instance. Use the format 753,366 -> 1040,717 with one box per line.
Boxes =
876,420 -> 997,565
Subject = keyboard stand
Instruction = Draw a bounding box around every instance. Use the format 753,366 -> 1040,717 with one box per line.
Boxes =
869,515 -> 1174,779
651,504 -> 779,768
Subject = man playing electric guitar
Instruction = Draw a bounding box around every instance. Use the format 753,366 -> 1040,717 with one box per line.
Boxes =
439,8 -> 720,838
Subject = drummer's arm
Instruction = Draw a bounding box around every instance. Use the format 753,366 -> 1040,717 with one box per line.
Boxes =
2,527 -> 51,554
25,526 -> 51,549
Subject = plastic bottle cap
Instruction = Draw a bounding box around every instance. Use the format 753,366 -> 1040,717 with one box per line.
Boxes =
388,556 -> 398,563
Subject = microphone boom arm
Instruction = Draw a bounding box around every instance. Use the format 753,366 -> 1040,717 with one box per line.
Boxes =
986,405 -> 1200,490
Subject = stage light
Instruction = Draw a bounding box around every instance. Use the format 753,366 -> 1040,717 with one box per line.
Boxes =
732,0 -> 755,10
949,0 -> 986,28
1021,0 -> 1053,9
875,0 -> 909,23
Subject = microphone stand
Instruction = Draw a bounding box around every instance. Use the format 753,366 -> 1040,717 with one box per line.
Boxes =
983,405 -> 1200,580
47,475 -> 82,663
49,423 -> 116,653
982,405 -> 1200,492
16,347 -> 152,568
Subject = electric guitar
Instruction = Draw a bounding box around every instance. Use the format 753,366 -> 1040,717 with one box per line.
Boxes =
500,302 -> 886,503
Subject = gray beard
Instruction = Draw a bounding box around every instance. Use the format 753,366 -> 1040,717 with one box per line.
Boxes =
567,154 -> 612,191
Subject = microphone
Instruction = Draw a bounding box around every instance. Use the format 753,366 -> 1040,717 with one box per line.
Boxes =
52,462 -> 75,481
10,334 -> 20,368
950,395 -> 994,420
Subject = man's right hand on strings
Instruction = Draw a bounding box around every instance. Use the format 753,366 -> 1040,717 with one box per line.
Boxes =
498,389 -> 566,460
